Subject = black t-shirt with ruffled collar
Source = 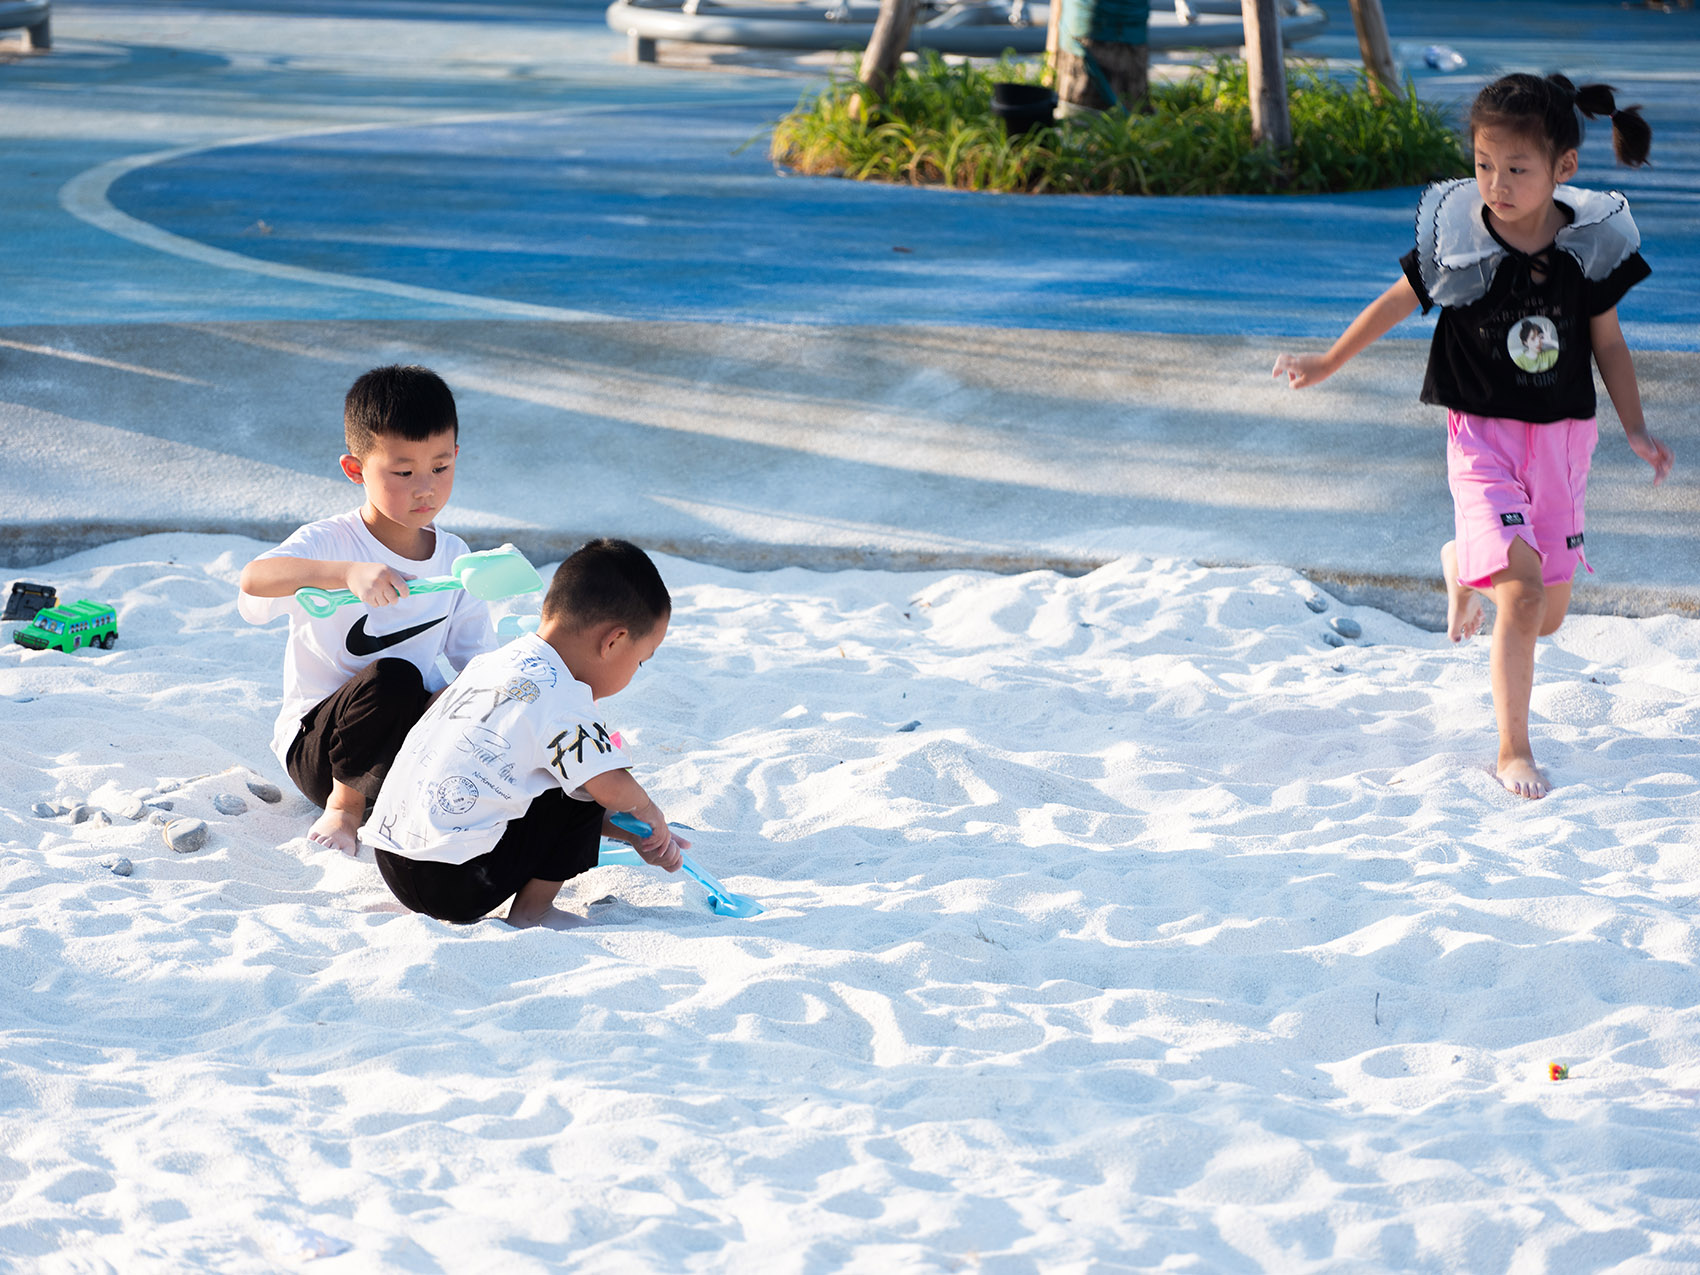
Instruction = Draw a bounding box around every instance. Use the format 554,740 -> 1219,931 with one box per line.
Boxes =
1400,202 -> 1649,423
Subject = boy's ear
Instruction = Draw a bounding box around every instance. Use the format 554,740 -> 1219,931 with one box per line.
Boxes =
599,624 -> 630,658
339,453 -> 365,485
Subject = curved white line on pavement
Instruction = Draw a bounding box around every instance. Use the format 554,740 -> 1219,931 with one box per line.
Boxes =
57,109 -> 657,323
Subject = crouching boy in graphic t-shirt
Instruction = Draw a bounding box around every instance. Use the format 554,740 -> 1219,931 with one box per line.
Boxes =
362,539 -> 684,928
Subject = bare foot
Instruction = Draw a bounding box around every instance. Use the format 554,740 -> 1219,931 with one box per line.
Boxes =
504,904 -> 589,930
306,805 -> 362,856
1442,541 -> 1484,643
1497,756 -> 1551,800
504,877 -> 570,927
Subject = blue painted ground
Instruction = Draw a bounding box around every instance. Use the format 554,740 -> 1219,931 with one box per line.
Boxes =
97,0 -> 1700,346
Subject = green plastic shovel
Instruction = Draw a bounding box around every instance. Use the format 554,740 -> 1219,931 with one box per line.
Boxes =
294,543 -> 543,619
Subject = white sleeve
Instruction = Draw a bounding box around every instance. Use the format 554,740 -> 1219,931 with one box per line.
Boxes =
236,521 -> 349,626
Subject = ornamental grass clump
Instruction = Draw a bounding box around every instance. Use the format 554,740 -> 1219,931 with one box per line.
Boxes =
770,55 -> 1469,195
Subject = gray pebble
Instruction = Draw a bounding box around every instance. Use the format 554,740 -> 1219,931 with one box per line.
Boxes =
146,800 -> 174,813
150,812 -> 170,826
106,858 -> 134,877
213,793 -> 248,816
30,801 -> 64,818
90,810 -> 112,827
155,780 -> 182,794
115,794 -> 147,821
1321,631 -> 1346,648
896,720 -> 921,733
1304,594 -> 1328,613
163,818 -> 208,854
69,804 -> 92,824
246,779 -> 283,804
1330,616 -> 1363,640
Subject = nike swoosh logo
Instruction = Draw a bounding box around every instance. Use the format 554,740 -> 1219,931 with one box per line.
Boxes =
345,614 -> 445,657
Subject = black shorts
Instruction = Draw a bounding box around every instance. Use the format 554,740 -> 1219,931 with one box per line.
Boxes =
375,789 -> 605,924
287,658 -> 431,810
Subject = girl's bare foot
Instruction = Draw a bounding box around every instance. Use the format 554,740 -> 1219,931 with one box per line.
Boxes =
1442,541 -> 1484,643
1497,756 -> 1551,799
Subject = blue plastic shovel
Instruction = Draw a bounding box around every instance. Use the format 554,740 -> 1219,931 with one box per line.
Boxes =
294,544 -> 543,619
602,813 -> 764,919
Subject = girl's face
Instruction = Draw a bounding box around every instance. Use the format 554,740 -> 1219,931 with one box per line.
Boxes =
1473,126 -> 1578,240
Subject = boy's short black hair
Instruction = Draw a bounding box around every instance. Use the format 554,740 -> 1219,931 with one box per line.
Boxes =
543,539 -> 671,636
344,365 -> 459,459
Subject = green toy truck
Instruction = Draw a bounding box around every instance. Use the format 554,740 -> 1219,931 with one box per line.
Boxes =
12,600 -> 119,653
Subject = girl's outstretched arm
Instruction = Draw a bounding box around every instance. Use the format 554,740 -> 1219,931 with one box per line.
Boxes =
1273,275 -> 1420,389
1591,307 -> 1673,486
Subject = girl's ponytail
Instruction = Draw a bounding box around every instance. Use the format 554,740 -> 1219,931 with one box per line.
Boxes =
1572,80 -> 1653,167
1471,72 -> 1652,169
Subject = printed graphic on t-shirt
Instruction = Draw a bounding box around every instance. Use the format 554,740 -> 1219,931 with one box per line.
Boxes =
517,653 -> 559,688
434,776 -> 479,815
1508,315 -> 1559,374
548,722 -> 614,779
502,677 -> 541,704
344,613 -> 446,656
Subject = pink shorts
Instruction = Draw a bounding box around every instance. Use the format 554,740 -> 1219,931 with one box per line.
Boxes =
1446,410 -> 1596,590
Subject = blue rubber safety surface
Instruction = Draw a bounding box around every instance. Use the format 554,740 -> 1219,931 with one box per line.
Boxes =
91,0 -> 1700,348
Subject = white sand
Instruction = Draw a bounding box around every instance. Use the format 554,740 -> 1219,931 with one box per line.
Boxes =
2,533 -> 1697,1272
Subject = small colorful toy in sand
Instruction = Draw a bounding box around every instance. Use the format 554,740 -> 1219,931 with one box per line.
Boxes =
12,599 -> 118,653
603,812 -> 764,919
2,580 -> 58,623
293,542 -> 542,618
1549,1063 -> 1570,1082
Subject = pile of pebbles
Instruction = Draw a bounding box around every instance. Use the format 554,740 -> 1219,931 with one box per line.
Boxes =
1305,590 -> 1365,649
29,773 -> 285,874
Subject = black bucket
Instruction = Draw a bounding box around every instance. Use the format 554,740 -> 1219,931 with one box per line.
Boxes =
990,82 -> 1057,138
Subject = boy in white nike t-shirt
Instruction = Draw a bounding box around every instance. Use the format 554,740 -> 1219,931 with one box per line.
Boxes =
237,365 -> 495,854
363,538 -> 684,929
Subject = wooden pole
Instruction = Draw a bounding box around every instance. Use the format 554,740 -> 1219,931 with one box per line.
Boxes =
1347,0 -> 1402,100
1241,0 -> 1290,150
1045,0 -> 1064,86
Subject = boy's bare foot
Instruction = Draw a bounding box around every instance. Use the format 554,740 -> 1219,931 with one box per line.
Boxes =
1442,541 -> 1484,643
306,806 -> 362,855
1497,756 -> 1551,800
505,904 -> 589,931
307,781 -> 365,855
505,877 -> 574,928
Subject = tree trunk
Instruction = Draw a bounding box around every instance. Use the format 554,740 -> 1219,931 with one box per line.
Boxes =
1241,0 -> 1290,150
1056,41 -> 1148,114
1347,0 -> 1402,100
857,0 -> 923,104
1055,0 -> 1150,115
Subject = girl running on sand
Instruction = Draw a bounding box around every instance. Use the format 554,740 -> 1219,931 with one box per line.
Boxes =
1273,72 -> 1672,800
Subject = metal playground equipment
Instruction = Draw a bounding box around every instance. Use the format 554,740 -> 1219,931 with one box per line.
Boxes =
0,0 -> 51,50
607,0 -> 1325,63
